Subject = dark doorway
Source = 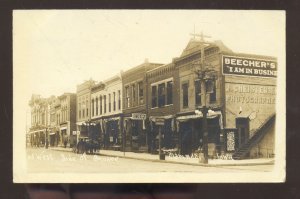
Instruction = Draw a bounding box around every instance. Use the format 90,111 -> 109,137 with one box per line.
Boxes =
235,117 -> 250,149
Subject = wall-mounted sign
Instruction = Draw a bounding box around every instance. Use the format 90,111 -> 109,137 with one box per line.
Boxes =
222,55 -> 277,78
131,113 -> 146,120
155,118 -> 165,126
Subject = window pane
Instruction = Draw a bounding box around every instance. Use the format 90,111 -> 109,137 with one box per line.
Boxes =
210,81 -> 217,102
167,81 -> 173,105
158,83 -> 165,107
138,82 -> 144,104
182,83 -> 189,107
195,80 -> 201,105
151,85 -> 157,108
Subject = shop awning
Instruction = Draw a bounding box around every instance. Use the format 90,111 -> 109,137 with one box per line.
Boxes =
60,127 -> 67,130
105,117 -> 120,121
176,110 -> 220,122
49,132 -> 56,135
176,110 -> 223,129
29,129 -> 44,134
149,115 -> 174,122
76,121 -> 85,125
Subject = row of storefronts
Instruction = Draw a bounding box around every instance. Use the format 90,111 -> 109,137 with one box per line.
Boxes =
28,37 -> 277,159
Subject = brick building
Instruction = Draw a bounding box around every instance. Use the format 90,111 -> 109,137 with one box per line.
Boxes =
122,61 -> 163,152
146,62 -> 180,153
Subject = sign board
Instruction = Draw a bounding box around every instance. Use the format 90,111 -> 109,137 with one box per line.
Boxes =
155,118 -> 165,126
222,55 -> 277,78
72,131 -> 77,135
132,113 -> 146,120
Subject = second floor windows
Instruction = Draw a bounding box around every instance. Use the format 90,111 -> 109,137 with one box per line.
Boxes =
125,86 -> 130,108
158,83 -> 165,107
96,98 -> 98,115
182,82 -> 189,108
195,80 -> 201,106
104,95 -> 106,113
151,85 -> 157,108
100,96 -> 103,114
118,90 -> 121,110
109,94 -> 111,112
138,82 -> 144,105
151,80 -> 173,108
113,92 -> 116,111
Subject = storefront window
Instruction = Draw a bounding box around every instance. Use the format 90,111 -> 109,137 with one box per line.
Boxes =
158,83 -> 165,107
182,82 -> 189,108
152,85 -> 157,108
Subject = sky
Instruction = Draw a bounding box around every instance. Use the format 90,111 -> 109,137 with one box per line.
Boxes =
13,10 -> 285,132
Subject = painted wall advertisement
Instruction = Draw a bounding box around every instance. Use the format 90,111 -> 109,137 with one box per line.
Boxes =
222,55 -> 277,78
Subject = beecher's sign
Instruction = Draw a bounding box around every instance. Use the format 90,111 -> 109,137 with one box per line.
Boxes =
222,55 -> 277,78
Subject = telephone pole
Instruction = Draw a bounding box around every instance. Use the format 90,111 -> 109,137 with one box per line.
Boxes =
192,31 -> 217,164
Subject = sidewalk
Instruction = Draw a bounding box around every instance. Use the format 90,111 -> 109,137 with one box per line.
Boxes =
50,147 -> 275,167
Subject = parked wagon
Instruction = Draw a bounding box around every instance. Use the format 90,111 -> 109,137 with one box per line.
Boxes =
74,137 -> 101,154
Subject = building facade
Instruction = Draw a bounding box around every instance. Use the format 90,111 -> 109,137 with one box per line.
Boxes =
146,62 -> 180,153
76,79 -> 95,139
28,94 -> 51,147
122,61 -> 163,152
28,36 -> 277,159
91,74 -> 123,149
57,93 -> 77,147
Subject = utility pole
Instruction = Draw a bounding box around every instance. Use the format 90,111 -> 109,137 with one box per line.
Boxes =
192,31 -> 217,164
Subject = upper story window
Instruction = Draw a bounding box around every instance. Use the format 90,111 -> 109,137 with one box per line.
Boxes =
125,86 -> 130,108
96,97 -> 98,115
79,103 -> 81,119
100,96 -> 103,115
158,83 -> 165,107
118,90 -> 121,110
113,92 -> 116,111
92,99 -> 94,116
195,80 -> 201,106
138,81 -> 144,105
182,82 -> 189,108
132,84 -> 136,104
151,85 -> 157,108
109,94 -> 111,112
207,80 -> 217,103
104,95 -> 106,113
166,81 -> 173,105
86,100 -> 89,117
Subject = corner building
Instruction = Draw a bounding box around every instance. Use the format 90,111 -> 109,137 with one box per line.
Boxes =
172,38 -> 277,159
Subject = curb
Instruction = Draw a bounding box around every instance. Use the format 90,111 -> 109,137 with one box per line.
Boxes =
49,148 -> 274,167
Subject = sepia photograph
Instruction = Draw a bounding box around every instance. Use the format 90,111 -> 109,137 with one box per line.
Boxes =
13,10 -> 286,183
